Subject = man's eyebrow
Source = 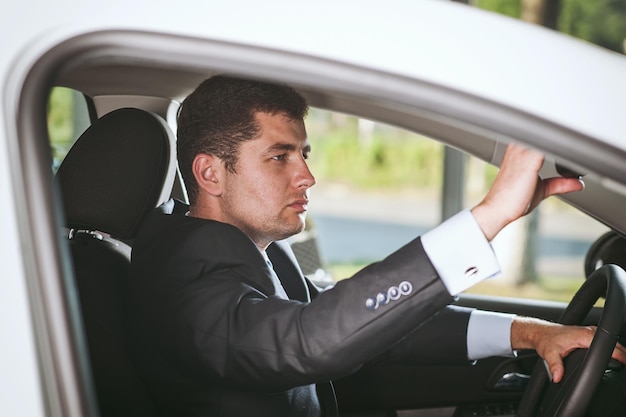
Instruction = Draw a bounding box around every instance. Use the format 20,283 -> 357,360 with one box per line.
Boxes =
264,142 -> 311,154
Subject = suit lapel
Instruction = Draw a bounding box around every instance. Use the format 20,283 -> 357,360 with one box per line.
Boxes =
267,240 -> 311,302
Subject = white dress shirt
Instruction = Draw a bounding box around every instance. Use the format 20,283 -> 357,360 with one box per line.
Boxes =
422,209 -> 515,360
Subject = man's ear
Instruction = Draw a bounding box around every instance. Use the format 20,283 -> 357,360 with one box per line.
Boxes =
192,153 -> 224,196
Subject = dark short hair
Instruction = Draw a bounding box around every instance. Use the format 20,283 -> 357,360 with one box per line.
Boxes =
177,75 -> 309,203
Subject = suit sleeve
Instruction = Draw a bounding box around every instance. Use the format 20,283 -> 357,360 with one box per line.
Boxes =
130,217 -> 455,392
370,305 -> 473,366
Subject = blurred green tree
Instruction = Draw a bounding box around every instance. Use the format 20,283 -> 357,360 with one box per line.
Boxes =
560,0 -> 626,53
476,0 -> 521,18
477,0 -> 626,53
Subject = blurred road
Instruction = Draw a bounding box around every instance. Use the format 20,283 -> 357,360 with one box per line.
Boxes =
306,184 -> 608,278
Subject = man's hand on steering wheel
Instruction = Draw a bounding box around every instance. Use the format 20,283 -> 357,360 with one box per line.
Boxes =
510,317 -> 626,383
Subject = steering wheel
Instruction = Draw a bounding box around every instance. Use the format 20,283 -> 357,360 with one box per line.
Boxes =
516,264 -> 626,417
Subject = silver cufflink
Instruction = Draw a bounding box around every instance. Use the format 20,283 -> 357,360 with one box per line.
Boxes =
464,266 -> 478,278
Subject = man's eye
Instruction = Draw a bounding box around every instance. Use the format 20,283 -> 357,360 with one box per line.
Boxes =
272,154 -> 287,161
303,152 -> 310,160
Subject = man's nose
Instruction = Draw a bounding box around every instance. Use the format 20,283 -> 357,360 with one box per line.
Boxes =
296,158 -> 315,189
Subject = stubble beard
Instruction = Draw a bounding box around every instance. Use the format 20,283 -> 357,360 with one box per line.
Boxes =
234,210 -> 306,250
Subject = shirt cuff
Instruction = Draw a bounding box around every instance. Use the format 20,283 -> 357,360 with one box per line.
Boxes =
467,310 -> 516,360
421,209 -> 501,295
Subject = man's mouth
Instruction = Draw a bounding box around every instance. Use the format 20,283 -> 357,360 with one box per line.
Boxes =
289,199 -> 309,212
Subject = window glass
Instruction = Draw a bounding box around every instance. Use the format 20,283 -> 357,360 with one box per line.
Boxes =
295,108 -> 609,303
47,87 -> 90,171
299,109 -> 442,285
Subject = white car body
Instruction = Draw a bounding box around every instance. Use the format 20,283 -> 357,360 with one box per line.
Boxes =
1,0 -> 626,415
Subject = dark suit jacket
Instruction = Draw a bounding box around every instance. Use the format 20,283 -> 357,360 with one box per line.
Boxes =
126,200 -> 473,417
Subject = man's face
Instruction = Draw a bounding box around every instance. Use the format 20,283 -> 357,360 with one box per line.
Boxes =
221,112 -> 315,249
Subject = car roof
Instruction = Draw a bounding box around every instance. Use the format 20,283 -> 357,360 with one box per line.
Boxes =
4,0 -> 626,231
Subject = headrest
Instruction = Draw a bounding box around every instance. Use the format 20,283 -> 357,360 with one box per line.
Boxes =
56,108 -> 177,240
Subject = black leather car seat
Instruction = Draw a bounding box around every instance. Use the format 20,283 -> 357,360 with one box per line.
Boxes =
56,108 -> 177,417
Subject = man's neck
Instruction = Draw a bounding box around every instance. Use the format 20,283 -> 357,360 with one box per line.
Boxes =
189,203 -> 272,252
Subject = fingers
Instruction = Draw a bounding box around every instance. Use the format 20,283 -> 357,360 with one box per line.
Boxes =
542,177 -> 585,199
514,319 -> 625,385
544,356 -> 565,383
540,328 -> 625,385
500,143 -> 544,173
525,177 -> 585,214
611,342 -> 626,365
520,322 -> 595,384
